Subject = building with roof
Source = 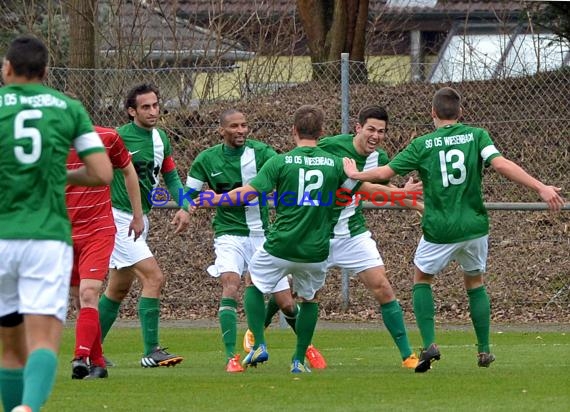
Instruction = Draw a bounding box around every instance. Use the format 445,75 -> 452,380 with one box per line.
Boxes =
91,0 -> 568,107
172,0 -> 569,82
375,0 -> 570,82
98,0 -> 255,67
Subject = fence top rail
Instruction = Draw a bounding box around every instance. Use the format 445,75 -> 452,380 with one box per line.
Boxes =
155,201 -> 570,211
364,202 -> 570,210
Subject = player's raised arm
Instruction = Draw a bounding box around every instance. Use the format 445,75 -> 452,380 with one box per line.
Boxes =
490,156 -> 564,211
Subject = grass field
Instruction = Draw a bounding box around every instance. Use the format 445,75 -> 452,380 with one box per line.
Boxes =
46,324 -> 569,412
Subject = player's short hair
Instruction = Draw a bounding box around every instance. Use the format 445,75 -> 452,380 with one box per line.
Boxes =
432,87 -> 461,120
124,83 -> 160,113
5,35 -> 48,80
293,105 -> 324,140
358,105 -> 389,126
219,109 -> 244,127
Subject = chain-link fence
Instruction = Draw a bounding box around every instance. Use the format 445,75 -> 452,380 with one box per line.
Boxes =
49,57 -> 570,323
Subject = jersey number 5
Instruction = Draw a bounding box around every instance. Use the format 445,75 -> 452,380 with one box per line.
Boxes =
14,110 -> 43,164
439,149 -> 466,187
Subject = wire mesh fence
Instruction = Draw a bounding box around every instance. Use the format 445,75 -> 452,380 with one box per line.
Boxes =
48,58 -> 570,203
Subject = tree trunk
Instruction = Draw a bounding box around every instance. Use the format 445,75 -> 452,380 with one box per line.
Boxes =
68,0 -> 97,112
297,0 -> 330,64
297,0 -> 369,83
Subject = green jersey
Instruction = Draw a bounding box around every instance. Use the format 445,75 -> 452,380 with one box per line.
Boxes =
111,122 -> 173,214
186,139 -> 276,237
319,134 -> 389,238
0,83 -> 103,244
389,123 -> 501,244
250,146 -> 358,263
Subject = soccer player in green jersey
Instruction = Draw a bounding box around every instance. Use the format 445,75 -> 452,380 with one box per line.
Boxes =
0,35 -> 112,412
207,105 -> 358,373
185,109 -> 325,372
98,83 -> 190,368
248,105 -> 423,369
318,105 -> 423,369
344,87 -> 565,373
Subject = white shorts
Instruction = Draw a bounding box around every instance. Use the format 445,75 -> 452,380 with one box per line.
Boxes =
249,247 -> 327,300
414,235 -> 488,275
109,208 -> 152,269
0,240 -> 72,322
207,235 -> 289,293
328,231 -> 384,276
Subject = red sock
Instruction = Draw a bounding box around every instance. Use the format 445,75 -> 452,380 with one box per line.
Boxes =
74,307 -> 99,359
90,321 -> 105,368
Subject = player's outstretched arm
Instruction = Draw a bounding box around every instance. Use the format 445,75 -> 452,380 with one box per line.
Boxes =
342,158 -> 396,182
121,162 -> 144,240
198,184 -> 259,207
402,177 -> 424,213
359,181 -> 423,213
67,152 -> 113,186
490,156 -> 565,211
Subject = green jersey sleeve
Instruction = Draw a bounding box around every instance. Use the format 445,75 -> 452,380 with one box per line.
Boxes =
249,155 -> 280,193
185,153 -> 208,199
378,150 -> 390,167
388,140 -> 421,176
163,130 -> 172,158
478,129 -> 501,165
68,100 -> 103,157
262,144 -> 278,161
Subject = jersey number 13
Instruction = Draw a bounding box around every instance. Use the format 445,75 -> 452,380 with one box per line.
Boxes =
439,149 -> 466,187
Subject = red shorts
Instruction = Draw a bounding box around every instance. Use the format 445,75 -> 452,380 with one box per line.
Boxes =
70,234 -> 115,286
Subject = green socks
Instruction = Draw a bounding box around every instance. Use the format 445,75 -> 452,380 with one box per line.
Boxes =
265,295 -> 298,332
138,296 -> 160,356
468,285 -> 491,353
293,302 -> 319,363
98,294 -> 121,342
219,297 -> 238,359
22,349 -> 57,412
264,295 -> 281,328
244,286 -> 267,347
0,367 -> 23,411
100,294 -> 162,356
283,304 -> 299,333
381,300 -> 413,360
413,283 -> 436,348
413,282 -> 491,353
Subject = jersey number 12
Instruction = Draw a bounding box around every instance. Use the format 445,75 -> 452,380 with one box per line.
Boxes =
297,168 -> 324,206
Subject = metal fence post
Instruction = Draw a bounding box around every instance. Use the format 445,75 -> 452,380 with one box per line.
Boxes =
341,270 -> 350,311
340,52 -> 350,309
341,52 -> 350,134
